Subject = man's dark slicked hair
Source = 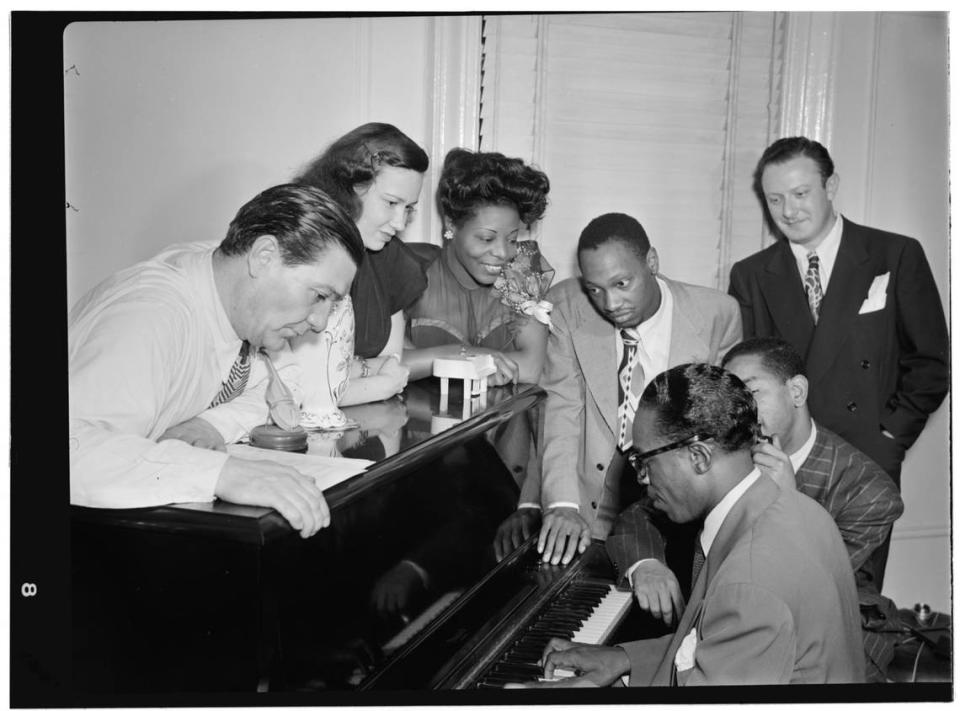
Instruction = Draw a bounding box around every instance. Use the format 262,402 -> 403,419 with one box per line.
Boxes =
219,183 -> 364,268
721,336 -> 806,382
577,212 -> 651,261
752,136 -> 835,201
639,362 -> 758,453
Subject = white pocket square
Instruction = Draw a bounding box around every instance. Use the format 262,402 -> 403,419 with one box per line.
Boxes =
858,272 -> 889,314
674,629 -> 698,672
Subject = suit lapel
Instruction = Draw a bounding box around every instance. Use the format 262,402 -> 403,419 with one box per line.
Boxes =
571,296 -> 619,435
664,278 -> 708,365
806,223 -> 874,386
652,475 -> 781,685
758,241 -> 815,352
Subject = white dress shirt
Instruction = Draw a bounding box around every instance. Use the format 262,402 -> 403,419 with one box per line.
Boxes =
789,213 -> 843,294
69,241 -> 290,509
788,421 -> 818,475
700,468 -> 762,556
615,275 -> 674,395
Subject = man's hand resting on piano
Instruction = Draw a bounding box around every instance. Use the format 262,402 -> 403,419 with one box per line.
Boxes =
504,638 -> 630,688
538,507 -> 591,565
494,508 -> 542,561
630,559 -> 685,626
215,456 -> 330,538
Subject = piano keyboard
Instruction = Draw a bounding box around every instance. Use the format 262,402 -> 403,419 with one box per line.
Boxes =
474,579 -> 633,688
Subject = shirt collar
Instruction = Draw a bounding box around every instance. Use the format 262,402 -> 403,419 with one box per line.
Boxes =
700,468 -> 762,557
621,275 -> 670,341
788,420 -> 818,473
789,212 -> 843,266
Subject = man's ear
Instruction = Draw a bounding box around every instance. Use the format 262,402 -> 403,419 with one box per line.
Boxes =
825,172 -> 840,203
646,247 -> 659,275
788,374 -> 809,408
247,235 -> 280,277
688,441 -> 712,475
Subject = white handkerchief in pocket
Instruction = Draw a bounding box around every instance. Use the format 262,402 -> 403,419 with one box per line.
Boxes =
858,272 -> 889,314
674,628 -> 698,673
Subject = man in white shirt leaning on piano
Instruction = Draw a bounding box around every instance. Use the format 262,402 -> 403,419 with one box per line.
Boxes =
69,184 -> 363,537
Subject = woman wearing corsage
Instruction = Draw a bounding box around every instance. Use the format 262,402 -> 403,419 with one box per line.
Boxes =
404,148 -> 554,386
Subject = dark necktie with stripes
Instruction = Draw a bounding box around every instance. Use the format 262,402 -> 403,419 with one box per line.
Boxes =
691,534 -> 706,585
617,329 -> 643,451
210,340 -> 251,408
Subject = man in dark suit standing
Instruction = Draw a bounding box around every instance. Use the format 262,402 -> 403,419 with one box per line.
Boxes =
727,137 -> 948,586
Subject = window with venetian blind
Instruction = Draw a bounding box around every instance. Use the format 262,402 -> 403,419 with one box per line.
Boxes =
479,12 -> 785,288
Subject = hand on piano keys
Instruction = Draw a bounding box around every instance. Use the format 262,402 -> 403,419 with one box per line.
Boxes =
480,581 -> 633,689
502,638 -> 631,689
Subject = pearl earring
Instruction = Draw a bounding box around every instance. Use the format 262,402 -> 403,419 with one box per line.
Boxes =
443,228 -> 454,240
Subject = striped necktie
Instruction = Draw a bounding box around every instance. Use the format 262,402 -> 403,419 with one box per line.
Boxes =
617,329 -> 643,451
210,340 -> 251,408
804,252 -> 823,324
691,534 -> 706,585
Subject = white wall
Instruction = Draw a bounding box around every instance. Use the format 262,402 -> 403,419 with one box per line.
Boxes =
830,12 -> 950,612
64,17 -> 444,307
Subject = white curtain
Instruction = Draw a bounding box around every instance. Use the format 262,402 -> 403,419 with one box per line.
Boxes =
480,12 -> 785,288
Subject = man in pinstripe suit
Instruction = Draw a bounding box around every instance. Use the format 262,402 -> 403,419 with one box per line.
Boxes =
606,337 -> 903,681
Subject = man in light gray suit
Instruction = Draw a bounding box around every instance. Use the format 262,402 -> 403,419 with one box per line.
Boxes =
494,213 -> 742,565
506,364 -> 864,687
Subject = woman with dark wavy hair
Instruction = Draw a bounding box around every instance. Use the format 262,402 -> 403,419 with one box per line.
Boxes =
292,123 -> 430,411
404,148 -> 554,386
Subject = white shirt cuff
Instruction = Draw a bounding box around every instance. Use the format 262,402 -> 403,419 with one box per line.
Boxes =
517,503 -> 579,512
625,558 -> 657,587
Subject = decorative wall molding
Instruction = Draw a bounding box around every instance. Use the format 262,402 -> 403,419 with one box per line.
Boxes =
891,524 -> 951,542
425,16 -> 482,244
717,13 -> 744,290
779,12 -> 838,144
862,12 -> 883,220
429,16 -> 482,164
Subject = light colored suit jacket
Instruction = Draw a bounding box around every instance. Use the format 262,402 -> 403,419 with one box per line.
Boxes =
520,275 -> 741,538
607,424 -> 902,675
621,474 -> 865,685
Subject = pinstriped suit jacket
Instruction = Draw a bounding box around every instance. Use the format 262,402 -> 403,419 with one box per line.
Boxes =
606,423 -> 903,674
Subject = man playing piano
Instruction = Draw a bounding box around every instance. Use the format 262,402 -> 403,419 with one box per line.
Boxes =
69,184 -> 363,537
508,363 -> 864,686
607,337 -> 903,680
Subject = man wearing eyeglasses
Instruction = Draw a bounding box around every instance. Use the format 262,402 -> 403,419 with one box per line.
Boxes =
607,336 -> 903,680
507,363 -> 863,686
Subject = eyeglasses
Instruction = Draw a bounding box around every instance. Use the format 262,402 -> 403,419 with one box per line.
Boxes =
627,433 -> 711,481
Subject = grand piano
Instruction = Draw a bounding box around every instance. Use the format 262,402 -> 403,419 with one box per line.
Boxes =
71,379 -> 650,694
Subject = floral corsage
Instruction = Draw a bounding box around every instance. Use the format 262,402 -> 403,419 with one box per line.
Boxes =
494,240 -> 556,332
